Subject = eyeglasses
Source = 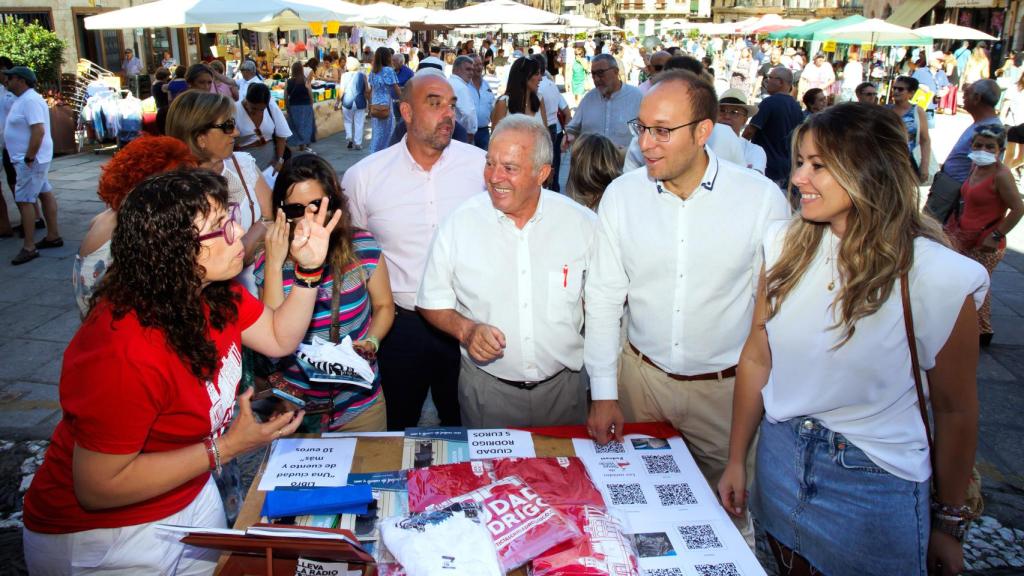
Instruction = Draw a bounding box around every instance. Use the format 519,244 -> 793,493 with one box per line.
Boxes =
207,118 -> 236,134
627,118 -> 706,142
280,197 -> 330,221
591,67 -> 613,77
197,203 -> 240,245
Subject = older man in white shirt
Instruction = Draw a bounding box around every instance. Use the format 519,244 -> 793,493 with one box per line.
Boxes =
563,54 -> 642,150
585,70 -> 789,543
448,55 -> 478,144
418,115 -> 597,428
343,71 -> 486,430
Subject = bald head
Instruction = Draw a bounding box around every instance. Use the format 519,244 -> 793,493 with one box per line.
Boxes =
764,65 -> 793,95
401,72 -> 457,151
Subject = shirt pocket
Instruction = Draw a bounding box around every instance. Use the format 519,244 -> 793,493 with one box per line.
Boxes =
546,263 -> 585,321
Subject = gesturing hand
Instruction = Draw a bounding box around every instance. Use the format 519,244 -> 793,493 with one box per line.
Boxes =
219,388 -> 305,461
290,199 -> 343,270
264,210 -> 290,270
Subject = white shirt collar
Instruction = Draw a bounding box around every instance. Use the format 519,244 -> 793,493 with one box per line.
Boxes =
654,148 -> 721,201
493,188 -> 546,228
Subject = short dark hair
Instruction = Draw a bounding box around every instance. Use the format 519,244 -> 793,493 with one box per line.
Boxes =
245,82 -> 271,105
185,63 -> 213,85
895,75 -> 920,92
0,56 -> 13,70
854,81 -> 875,96
663,55 -> 703,76
651,69 -> 719,127
803,88 -> 825,109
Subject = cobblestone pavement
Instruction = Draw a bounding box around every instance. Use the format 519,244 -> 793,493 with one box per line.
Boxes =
0,116 -> 1022,573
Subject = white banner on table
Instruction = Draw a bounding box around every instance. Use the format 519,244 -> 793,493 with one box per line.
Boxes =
467,429 -> 536,459
572,435 -> 766,576
257,437 -> 357,491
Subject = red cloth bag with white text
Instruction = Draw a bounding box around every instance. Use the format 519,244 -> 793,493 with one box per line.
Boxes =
406,461 -> 493,513
492,457 -> 605,509
530,505 -> 640,576
428,475 -> 580,572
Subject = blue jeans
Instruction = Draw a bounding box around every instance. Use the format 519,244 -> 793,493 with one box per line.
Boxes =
750,417 -> 929,576
474,126 -> 490,150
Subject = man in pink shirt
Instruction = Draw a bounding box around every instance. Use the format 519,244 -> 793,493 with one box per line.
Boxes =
343,70 -> 486,429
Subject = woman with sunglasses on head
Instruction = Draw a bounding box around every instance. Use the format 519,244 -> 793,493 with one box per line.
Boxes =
167,90 -> 273,294
888,75 -> 932,184
718,103 -> 985,576
491,56 -> 546,128
23,169 -> 340,575
255,154 -> 394,432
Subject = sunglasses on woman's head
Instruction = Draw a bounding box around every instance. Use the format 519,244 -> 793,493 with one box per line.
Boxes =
208,119 -> 236,134
280,197 -> 329,221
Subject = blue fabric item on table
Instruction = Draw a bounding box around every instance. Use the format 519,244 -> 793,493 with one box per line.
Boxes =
261,485 -> 373,518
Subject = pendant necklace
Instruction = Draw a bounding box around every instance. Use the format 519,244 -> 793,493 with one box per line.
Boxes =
826,231 -> 837,291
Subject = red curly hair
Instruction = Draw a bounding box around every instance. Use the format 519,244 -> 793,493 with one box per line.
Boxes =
98,136 -> 198,210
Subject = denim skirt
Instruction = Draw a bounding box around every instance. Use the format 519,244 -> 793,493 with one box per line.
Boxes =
750,417 -> 930,576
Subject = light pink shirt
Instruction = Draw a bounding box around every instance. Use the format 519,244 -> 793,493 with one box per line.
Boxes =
342,137 -> 486,310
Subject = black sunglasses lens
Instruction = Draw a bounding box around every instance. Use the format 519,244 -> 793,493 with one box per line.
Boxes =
281,203 -> 307,219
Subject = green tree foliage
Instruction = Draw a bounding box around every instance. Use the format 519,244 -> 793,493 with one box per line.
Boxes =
0,21 -> 66,85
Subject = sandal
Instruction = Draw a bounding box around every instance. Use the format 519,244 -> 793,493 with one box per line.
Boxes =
11,248 -> 39,265
36,237 -> 63,249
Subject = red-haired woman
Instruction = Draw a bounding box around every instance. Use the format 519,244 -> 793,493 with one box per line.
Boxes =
74,136 -> 197,318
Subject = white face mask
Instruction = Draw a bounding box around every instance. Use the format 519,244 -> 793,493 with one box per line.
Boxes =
968,150 -> 998,166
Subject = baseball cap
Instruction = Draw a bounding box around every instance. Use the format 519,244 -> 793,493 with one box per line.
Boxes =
5,66 -> 36,83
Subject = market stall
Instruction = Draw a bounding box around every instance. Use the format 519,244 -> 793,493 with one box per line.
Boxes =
185,424 -> 767,575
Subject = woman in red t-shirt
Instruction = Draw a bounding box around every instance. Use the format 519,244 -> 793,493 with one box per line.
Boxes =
22,169 -> 342,575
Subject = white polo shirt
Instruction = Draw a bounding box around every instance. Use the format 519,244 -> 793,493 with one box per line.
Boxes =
343,137 -> 486,310
418,191 -> 598,382
4,88 -> 52,163
585,149 -> 790,400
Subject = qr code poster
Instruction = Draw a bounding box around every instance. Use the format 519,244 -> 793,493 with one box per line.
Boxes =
631,518 -> 765,576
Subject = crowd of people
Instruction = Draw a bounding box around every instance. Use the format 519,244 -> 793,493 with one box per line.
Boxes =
2,31 -> 1021,576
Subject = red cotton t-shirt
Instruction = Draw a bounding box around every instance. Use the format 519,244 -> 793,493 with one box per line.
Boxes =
23,284 -> 264,534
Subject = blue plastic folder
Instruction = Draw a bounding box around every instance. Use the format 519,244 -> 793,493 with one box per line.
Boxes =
261,485 -> 373,519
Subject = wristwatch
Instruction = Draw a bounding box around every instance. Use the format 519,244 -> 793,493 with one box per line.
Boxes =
932,513 -> 970,542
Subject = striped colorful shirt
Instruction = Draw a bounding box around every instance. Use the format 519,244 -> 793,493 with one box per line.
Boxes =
254,230 -> 382,432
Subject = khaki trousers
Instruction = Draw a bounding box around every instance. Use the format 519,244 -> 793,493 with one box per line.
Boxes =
618,344 -> 756,547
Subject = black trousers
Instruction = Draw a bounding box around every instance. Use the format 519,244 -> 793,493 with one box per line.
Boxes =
547,124 -> 562,192
2,148 -> 16,193
378,307 -> 462,430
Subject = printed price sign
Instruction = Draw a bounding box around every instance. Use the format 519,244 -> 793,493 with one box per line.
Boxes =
822,40 -> 837,53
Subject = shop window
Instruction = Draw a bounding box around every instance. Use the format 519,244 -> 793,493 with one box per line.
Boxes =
0,10 -> 53,30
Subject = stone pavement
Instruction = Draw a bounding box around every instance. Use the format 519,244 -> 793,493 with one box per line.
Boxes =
0,117 -> 1023,573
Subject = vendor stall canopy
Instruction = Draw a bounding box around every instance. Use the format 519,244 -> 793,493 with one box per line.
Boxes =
83,0 -> 364,32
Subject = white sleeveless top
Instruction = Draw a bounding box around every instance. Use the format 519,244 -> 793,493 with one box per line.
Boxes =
761,221 -> 988,482
497,94 -> 543,120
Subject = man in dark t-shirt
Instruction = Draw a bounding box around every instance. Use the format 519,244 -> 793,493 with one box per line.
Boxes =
744,66 -> 803,190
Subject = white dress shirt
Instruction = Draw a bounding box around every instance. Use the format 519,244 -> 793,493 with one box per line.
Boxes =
537,75 -> 567,131
762,222 -> 988,481
418,191 -> 598,381
343,137 -> 486,310
449,74 -> 479,135
565,84 -> 643,148
472,78 -> 496,131
585,149 -> 791,401
742,139 -> 767,174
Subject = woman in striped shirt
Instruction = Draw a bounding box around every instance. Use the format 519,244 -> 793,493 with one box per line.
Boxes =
255,153 -> 394,432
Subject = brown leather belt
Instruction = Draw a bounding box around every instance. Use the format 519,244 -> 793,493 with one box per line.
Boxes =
629,343 -> 736,381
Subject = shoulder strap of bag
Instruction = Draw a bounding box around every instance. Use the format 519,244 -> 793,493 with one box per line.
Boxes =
900,271 -> 935,460
230,154 -> 257,224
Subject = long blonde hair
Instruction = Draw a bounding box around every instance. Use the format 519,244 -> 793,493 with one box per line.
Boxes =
767,103 -> 947,345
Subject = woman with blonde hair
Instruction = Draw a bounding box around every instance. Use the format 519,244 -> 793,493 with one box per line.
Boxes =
718,103 -> 986,575
566,133 -> 623,210
166,90 -> 272,294
963,46 -> 991,85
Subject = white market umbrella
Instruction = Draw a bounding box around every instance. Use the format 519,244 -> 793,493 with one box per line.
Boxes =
814,18 -> 925,44
426,0 -> 563,27
355,3 -> 412,28
84,0 -> 362,31
913,23 -> 997,41
661,19 -> 702,32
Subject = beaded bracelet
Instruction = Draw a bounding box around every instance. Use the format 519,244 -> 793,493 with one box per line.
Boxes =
293,264 -> 324,289
203,437 -> 220,474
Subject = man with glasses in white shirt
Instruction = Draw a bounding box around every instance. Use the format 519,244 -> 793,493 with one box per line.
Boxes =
585,69 -> 789,543
418,115 -> 596,427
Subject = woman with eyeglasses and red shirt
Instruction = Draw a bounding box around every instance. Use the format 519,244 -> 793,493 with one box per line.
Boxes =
23,169 -> 341,575
167,90 -> 274,295
254,154 -> 394,433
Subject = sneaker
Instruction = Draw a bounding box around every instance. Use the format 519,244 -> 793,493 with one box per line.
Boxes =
347,141 -> 354,149
36,236 -> 64,249
353,144 -> 362,150
11,248 -> 39,265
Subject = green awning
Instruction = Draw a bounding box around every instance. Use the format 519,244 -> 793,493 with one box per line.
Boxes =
767,17 -> 835,41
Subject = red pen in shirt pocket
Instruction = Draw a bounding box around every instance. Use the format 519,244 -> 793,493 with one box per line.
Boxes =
562,264 -> 568,288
